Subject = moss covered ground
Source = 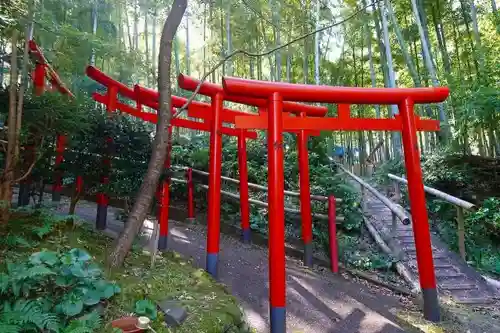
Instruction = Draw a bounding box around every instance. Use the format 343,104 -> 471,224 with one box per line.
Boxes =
0,210 -> 248,333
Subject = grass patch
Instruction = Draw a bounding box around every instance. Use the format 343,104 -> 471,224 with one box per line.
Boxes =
0,209 -> 249,333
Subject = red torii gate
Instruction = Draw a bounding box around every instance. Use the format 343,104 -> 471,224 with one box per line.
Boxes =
223,76 -> 447,331
86,67 -> 258,246
28,39 -> 74,204
177,74 -> 329,274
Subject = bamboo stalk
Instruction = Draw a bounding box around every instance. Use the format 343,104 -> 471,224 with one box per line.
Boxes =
197,184 -> 344,222
388,173 -> 475,210
337,164 -> 410,225
189,167 -> 342,203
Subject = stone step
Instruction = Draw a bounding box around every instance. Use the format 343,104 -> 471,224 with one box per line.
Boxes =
435,267 -> 462,276
433,262 -> 454,269
435,271 -> 465,278
439,283 -> 478,291
454,296 -> 495,305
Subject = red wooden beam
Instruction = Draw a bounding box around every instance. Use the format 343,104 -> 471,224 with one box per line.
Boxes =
222,76 -> 450,105
177,74 -> 328,117
234,113 -> 440,132
92,92 -> 257,139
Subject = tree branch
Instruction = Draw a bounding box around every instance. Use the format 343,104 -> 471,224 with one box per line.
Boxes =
172,0 -> 383,119
13,135 -> 45,184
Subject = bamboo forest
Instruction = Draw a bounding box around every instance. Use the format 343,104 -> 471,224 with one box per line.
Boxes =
0,0 -> 499,332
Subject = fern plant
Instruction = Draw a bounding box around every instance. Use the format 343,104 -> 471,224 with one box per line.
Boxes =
0,248 -> 121,332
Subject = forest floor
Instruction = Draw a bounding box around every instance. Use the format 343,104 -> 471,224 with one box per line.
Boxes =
0,211 -> 246,332
48,195 -> 483,333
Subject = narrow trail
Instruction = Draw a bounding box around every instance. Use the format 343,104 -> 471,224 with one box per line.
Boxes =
50,196 -> 410,333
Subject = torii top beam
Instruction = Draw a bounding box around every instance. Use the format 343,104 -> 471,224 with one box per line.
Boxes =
177,74 -> 328,117
86,66 -> 258,125
134,85 -> 256,124
222,77 -> 449,105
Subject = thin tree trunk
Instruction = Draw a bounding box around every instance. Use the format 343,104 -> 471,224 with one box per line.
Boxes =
272,0 -> 281,81
185,12 -> 190,75
125,2 -> 133,50
314,0 -> 320,85
431,0 -> 452,74
303,0 -> 308,84
152,7 -> 157,80
209,1 -> 216,82
469,0 -> 485,78
108,0 -> 187,268
411,0 -> 451,142
134,0 -> 139,49
380,2 -> 401,157
90,2 -> 98,65
459,0 -> 480,75
226,0 -> 232,76
0,31 -> 19,223
144,7 -> 149,84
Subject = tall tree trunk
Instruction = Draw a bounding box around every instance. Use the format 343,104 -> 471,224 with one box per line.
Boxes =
144,8 -> 149,85
0,41 -> 4,86
108,0 -> 187,268
226,0 -> 232,76
0,31 -> 19,224
411,0 -> 451,143
380,2 -> 401,157
459,0 -> 480,75
134,0 -> 139,49
431,0 -> 452,74
15,3 -> 34,162
272,0 -> 282,81
314,0 -> 320,84
209,1 -> 216,82
125,2 -> 133,50
152,7 -> 157,80
185,12 -> 190,75
469,0 -> 485,79
90,2 -> 98,65
302,0 -> 308,84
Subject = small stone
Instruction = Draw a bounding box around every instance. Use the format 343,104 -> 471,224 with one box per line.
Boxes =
156,300 -> 188,327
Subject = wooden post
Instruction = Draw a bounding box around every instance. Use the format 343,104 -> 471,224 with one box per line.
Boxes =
392,179 -> 401,238
456,206 -> 466,261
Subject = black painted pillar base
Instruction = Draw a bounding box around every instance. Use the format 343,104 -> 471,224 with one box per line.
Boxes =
96,204 -> 107,230
52,191 -> 61,203
422,288 -> 440,322
17,183 -> 30,207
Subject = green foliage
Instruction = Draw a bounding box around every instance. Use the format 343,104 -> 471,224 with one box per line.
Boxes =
0,244 -> 120,332
134,299 -> 157,320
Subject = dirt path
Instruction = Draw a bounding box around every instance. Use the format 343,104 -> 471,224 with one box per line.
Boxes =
51,197 -> 409,333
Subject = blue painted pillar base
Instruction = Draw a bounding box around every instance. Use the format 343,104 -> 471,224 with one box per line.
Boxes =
270,306 -> 286,333
206,253 -> 218,278
304,242 -> 313,267
242,228 -> 251,244
158,235 -> 168,251
52,191 -> 61,203
422,288 -> 440,322
96,204 -> 107,230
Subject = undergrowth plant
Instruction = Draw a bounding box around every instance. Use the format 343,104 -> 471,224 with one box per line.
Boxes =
0,248 -> 120,332
0,210 -> 121,332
